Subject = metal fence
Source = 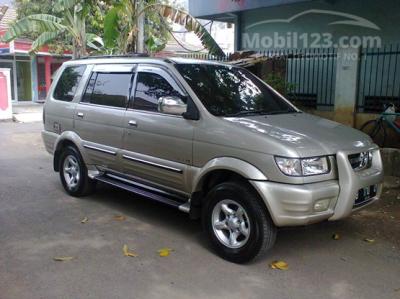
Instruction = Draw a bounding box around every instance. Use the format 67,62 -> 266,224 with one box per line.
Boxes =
284,48 -> 337,109
357,44 -> 400,113
175,48 -> 338,109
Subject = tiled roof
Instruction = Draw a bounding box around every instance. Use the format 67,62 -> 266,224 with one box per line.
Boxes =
0,5 -> 17,30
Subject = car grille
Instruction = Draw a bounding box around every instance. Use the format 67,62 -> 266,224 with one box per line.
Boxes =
348,152 -> 371,171
353,185 -> 377,208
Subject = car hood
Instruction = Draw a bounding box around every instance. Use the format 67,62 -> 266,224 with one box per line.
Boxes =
223,113 -> 373,157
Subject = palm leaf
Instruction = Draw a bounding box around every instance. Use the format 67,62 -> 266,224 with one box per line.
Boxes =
30,31 -> 63,52
156,5 -> 225,57
104,7 -> 120,49
86,33 -> 104,51
2,14 -> 66,42
54,0 -> 76,13
27,14 -> 63,24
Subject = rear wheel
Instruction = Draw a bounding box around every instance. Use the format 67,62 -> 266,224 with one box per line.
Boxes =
360,119 -> 386,147
202,181 -> 276,263
59,146 -> 96,197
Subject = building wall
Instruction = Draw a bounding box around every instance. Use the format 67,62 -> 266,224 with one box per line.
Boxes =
239,0 -> 400,50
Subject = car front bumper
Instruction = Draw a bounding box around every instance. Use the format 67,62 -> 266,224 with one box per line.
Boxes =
251,147 -> 384,227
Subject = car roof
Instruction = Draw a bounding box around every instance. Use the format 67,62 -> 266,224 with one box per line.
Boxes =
63,56 -> 229,67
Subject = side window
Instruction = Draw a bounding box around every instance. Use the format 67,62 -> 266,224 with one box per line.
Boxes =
82,72 -> 132,108
53,65 -> 86,102
131,72 -> 183,112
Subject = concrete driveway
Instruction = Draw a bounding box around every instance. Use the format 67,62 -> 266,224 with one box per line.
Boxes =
0,121 -> 399,299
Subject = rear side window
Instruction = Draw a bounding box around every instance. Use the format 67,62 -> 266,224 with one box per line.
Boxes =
53,65 -> 86,102
82,72 -> 132,108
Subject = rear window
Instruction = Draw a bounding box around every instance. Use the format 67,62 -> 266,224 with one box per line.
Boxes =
82,72 -> 133,108
53,65 -> 86,102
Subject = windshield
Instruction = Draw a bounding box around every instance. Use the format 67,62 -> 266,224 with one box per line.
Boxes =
175,63 -> 297,117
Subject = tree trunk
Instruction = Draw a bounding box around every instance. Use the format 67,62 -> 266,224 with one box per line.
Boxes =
72,23 -> 87,59
72,39 -> 78,59
136,0 -> 145,53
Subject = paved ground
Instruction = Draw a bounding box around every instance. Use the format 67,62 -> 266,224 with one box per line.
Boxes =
0,121 -> 399,299
12,102 -> 43,123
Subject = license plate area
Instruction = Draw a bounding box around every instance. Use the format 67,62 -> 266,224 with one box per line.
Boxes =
353,185 -> 377,208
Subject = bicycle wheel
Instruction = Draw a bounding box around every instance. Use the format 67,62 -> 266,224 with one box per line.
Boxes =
360,119 -> 386,147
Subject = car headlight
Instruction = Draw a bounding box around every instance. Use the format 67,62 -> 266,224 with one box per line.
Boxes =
275,156 -> 330,176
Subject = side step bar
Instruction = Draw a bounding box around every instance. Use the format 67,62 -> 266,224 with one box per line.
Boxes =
94,173 -> 190,213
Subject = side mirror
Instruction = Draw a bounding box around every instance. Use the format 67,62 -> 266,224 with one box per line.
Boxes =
158,96 -> 187,116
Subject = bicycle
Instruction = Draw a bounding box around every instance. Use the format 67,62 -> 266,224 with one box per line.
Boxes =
360,104 -> 400,147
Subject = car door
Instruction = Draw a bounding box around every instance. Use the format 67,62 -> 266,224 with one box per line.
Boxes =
121,65 -> 194,193
74,64 -> 135,171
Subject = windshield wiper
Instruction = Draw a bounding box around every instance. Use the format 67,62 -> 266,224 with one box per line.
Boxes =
225,109 -> 300,117
225,110 -> 269,117
263,109 -> 300,115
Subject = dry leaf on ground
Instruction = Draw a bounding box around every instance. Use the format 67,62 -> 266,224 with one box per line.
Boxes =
114,215 -> 126,221
53,256 -> 74,262
123,244 -> 138,257
158,248 -> 173,257
270,260 -> 289,270
332,233 -> 340,240
364,238 -> 375,243
81,217 -> 88,223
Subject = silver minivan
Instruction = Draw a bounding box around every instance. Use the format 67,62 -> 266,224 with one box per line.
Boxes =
42,56 -> 384,263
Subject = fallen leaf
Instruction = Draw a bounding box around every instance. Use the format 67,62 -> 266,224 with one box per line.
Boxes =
332,233 -> 340,240
364,238 -> 375,243
53,256 -> 74,262
270,260 -> 289,270
114,215 -> 126,221
81,217 -> 88,224
123,244 -> 138,257
158,248 -> 173,257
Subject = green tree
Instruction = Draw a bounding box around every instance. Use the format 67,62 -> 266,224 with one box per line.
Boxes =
104,0 -> 225,56
2,0 -> 103,58
15,0 -> 53,18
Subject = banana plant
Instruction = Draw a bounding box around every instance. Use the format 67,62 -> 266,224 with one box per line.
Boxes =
157,5 -> 225,57
1,0 -> 103,58
104,2 -> 225,57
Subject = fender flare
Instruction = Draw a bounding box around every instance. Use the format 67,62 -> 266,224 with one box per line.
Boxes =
53,131 -> 88,171
192,157 -> 268,193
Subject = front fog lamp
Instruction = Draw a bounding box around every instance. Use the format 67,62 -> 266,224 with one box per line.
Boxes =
275,156 -> 329,176
314,198 -> 330,212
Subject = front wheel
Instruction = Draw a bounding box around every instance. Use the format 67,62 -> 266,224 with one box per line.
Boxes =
202,181 -> 277,263
360,119 -> 386,147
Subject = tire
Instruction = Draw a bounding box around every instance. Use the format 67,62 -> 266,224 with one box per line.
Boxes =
59,145 -> 96,197
202,181 -> 277,263
360,119 -> 386,147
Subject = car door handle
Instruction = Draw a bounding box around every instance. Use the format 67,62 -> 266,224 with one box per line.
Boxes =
128,120 -> 138,127
77,112 -> 84,118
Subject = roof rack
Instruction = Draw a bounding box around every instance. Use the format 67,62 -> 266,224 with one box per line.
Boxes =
75,53 -> 150,60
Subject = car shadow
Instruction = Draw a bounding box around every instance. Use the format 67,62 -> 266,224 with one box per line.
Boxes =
82,183 -> 207,243
81,183 -> 359,264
